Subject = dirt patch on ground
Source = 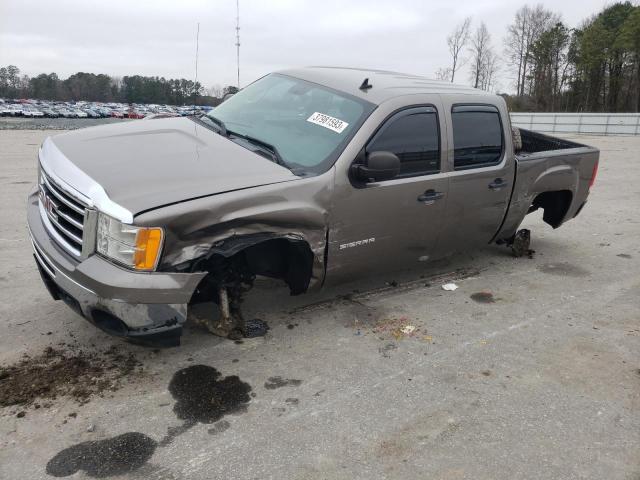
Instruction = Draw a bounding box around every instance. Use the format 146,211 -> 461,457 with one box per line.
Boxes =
0,345 -> 143,409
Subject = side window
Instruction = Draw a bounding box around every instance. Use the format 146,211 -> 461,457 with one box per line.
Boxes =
452,105 -> 503,170
367,107 -> 440,177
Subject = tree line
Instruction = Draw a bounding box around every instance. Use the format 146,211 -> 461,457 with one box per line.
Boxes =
440,1 -> 639,112
2,1 -> 638,112
0,66 -> 238,106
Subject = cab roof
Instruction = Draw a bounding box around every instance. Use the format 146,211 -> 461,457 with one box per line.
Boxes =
277,66 -> 489,105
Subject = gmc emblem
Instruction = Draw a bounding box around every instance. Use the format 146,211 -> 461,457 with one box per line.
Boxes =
43,194 -> 58,222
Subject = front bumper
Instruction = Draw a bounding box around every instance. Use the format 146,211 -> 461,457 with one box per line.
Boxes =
27,191 -> 205,346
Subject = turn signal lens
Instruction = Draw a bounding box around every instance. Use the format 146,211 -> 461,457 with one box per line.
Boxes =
133,228 -> 164,270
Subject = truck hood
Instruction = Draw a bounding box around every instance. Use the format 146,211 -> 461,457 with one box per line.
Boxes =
46,117 -> 298,216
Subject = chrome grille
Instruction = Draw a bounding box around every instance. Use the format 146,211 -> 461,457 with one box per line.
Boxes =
39,168 -> 88,256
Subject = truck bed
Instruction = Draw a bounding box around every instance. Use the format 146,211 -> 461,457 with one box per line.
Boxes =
517,128 -> 585,156
495,129 -> 600,242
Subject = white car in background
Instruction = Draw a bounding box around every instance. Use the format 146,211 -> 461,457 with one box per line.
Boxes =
0,105 -> 14,116
57,108 -> 75,118
22,107 -> 44,118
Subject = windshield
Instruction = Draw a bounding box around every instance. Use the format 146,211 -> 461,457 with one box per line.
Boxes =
208,73 -> 374,175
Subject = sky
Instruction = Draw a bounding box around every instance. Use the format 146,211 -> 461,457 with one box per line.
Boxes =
0,0 -> 617,93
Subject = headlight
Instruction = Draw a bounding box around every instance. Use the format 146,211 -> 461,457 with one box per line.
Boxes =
96,213 -> 164,271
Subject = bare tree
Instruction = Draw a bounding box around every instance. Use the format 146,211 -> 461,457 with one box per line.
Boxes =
482,48 -> 500,91
469,22 -> 491,89
207,84 -> 223,98
110,76 -> 123,90
468,22 -> 499,92
504,5 -> 530,94
434,67 -> 453,81
504,4 -> 559,95
447,17 -> 472,83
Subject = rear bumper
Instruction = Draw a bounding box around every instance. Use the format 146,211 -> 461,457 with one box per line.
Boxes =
27,191 -> 205,346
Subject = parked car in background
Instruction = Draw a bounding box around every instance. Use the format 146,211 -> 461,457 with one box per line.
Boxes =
127,110 -> 146,119
1,98 -> 213,122
22,107 -> 44,118
57,108 -> 75,118
1,104 -> 16,116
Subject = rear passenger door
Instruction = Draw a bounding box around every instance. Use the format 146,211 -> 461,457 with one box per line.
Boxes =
438,104 -> 515,256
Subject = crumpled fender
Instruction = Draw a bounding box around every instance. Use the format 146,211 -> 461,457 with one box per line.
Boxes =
133,171 -> 334,291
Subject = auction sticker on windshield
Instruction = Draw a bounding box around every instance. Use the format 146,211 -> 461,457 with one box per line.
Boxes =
307,112 -> 349,133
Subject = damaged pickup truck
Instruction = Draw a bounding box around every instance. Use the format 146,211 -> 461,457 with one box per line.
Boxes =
27,67 -> 600,346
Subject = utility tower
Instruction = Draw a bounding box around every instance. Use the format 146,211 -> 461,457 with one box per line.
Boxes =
235,0 -> 240,89
194,22 -> 200,104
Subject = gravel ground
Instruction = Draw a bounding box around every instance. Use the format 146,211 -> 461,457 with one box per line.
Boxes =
0,116 -> 131,130
0,129 -> 639,479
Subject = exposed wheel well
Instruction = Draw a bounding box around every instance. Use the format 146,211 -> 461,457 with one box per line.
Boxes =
529,190 -> 573,228
190,237 -> 315,306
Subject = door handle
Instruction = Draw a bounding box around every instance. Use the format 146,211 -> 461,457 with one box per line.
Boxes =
417,189 -> 444,204
488,178 -> 509,190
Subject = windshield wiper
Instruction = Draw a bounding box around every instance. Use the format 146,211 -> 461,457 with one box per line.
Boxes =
196,114 -> 228,136
195,117 -> 295,172
228,130 -> 288,169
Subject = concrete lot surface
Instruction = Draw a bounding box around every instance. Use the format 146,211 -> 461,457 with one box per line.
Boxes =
0,130 -> 639,479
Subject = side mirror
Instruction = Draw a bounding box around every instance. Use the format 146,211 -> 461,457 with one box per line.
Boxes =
351,151 -> 400,183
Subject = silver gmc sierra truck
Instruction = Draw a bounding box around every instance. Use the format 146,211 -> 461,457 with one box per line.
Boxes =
27,67 -> 600,346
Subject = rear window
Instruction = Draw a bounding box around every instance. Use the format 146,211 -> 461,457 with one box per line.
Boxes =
452,105 -> 503,169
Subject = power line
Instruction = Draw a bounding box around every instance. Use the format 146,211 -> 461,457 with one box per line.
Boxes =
194,22 -> 200,104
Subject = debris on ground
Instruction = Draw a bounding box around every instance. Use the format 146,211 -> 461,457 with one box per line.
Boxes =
442,283 -> 459,291
400,325 -> 416,334
243,318 -> 270,338
372,317 -> 427,340
0,345 -> 143,409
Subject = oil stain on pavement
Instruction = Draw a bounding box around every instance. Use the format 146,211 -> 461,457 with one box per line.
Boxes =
264,376 -> 303,390
207,420 -> 231,435
538,262 -> 590,277
46,365 -> 253,477
46,432 -> 157,478
470,291 -> 496,303
168,364 -> 253,423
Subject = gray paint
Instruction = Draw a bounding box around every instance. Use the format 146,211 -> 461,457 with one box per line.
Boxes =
27,67 -> 599,339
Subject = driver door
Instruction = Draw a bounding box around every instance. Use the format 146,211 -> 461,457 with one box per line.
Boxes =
326,105 -> 449,284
